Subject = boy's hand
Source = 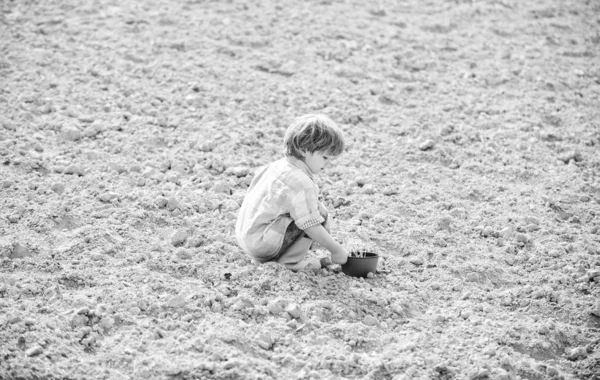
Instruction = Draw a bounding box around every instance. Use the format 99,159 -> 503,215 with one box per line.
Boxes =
331,247 -> 349,265
304,224 -> 347,265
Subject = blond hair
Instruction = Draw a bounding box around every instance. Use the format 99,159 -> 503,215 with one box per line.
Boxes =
284,114 -> 345,159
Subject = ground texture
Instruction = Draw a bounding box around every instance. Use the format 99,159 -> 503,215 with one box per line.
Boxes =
1,0 -> 600,379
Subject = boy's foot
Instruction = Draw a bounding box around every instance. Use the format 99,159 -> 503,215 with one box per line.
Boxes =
283,257 -> 322,273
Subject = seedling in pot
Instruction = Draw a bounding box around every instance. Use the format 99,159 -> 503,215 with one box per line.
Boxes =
342,238 -> 379,278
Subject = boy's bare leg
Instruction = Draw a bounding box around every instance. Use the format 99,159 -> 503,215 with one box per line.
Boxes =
276,237 -> 320,272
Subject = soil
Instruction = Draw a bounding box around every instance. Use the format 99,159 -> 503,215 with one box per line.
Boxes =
1,0 -> 600,379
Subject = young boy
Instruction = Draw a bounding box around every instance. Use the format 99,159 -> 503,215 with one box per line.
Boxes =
235,114 -> 349,271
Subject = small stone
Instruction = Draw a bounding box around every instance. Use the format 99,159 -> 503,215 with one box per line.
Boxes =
61,126 -> 82,142
481,226 -> 494,237
355,177 -> 368,187
222,199 -> 240,212
366,272 -> 375,279
382,187 -> 398,196
228,166 -> 250,177
171,230 -> 189,247
409,257 -> 424,266
362,184 -> 375,195
90,251 -> 105,261
98,192 -> 119,202
256,333 -> 273,350
166,197 -> 181,211
99,316 -> 114,331
418,139 -> 435,151
524,216 -> 540,225
51,183 -> 65,195
465,273 -> 480,282
26,345 -> 43,357
198,141 -> 214,152
64,164 -> 84,176
588,269 -> 600,279
434,238 -> 448,247
267,299 -> 286,315
155,197 -> 168,208
363,315 -> 379,326
515,233 -> 529,243
546,367 -> 559,377
558,151 -> 582,164
175,248 -> 192,260
11,243 -> 32,259
438,217 -> 452,231
166,294 -> 187,309
211,180 -> 231,195
567,346 -> 588,361
285,303 -> 302,319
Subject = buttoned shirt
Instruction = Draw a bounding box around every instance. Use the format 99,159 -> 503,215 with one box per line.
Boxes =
235,156 -> 325,261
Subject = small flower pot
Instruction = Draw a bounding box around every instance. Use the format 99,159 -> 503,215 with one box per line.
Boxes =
341,252 -> 379,278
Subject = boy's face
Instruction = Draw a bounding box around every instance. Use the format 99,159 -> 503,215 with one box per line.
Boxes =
302,151 -> 332,175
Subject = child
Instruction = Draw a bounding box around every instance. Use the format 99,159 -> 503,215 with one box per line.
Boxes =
235,114 -> 349,271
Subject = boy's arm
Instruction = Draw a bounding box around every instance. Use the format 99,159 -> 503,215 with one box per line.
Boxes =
304,224 -> 348,265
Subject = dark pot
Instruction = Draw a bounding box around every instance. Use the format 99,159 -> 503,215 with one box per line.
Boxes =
341,252 -> 379,278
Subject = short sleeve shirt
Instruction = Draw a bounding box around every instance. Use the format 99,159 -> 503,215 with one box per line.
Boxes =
235,156 -> 325,261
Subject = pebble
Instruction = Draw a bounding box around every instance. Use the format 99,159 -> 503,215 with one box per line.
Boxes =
198,141 -> 214,152
285,303 -> 302,319
211,180 -> 231,195
355,177 -> 368,187
175,248 -> 192,260
90,251 -> 105,261
61,126 -> 82,142
171,229 -> 189,247
155,197 -> 168,208
382,187 -> 398,196
363,315 -> 379,326
435,238 -> 447,247
64,164 -> 84,176
438,217 -> 452,231
167,197 -> 181,211
256,333 -> 273,350
418,139 -> 435,151
51,183 -> 65,195
481,226 -> 495,237
409,257 -> 424,266
558,151 -> 582,164
362,184 -> 375,195
228,166 -> 250,177
166,294 -> 187,309
588,269 -> 600,279
11,243 -> 32,259
516,233 -> 529,243
267,299 -> 286,315
98,192 -> 119,203
26,345 -> 43,357
567,346 -> 588,361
